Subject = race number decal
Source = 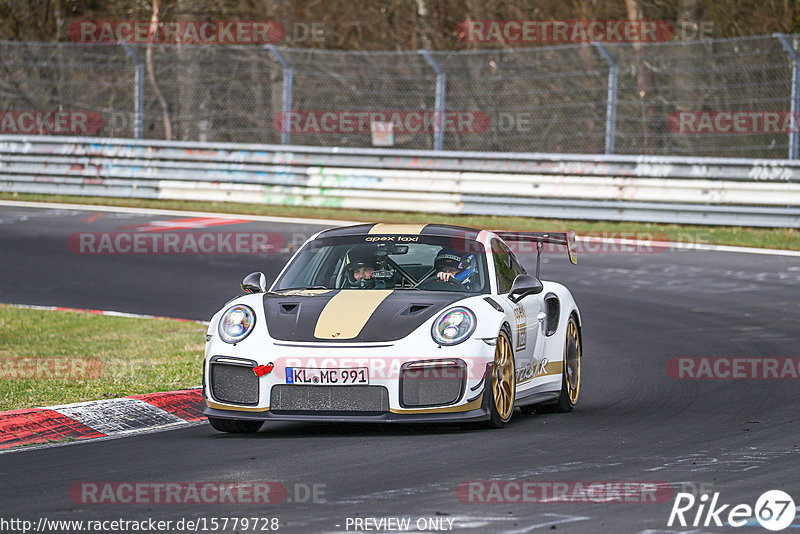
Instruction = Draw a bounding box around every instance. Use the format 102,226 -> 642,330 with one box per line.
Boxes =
513,305 -> 527,351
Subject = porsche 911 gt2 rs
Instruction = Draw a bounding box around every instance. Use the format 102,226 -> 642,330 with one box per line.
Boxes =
203,223 -> 581,432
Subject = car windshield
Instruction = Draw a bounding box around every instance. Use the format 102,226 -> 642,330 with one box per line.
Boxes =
273,234 -> 488,293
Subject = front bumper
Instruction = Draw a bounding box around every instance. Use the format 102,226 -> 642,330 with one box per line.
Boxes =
203,362 -> 493,423
204,332 -> 496,418
203,390 -> 491,423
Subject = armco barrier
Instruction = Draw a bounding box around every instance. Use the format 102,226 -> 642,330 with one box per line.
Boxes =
1,135 -> 799,227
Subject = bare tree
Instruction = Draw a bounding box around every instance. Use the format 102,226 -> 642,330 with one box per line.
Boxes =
624,0 -> 657,152
146,0 -> 173,139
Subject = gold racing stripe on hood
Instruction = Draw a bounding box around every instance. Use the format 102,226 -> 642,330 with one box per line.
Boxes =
314,290 -> 394,340
368,223 -> 427,235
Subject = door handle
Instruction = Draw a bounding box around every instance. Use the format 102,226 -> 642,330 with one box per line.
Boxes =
536,312 -> 547,322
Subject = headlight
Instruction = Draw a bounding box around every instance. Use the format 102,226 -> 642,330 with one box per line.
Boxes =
218,305 -> 256,344
431,307 -> 476,346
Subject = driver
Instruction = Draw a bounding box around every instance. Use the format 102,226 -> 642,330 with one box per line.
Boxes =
434,249 -> 463,282
433,248 -> 477,288
344,245 -> 379,288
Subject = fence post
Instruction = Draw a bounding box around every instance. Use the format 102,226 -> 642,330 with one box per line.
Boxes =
119,43 -> 143,139
419,50 -> 446,151
266,45 -> 293,145
775,33 -> 800,160
592,42 -> 618,155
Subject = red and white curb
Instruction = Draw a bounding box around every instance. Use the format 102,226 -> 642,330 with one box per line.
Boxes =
0,388 -> 206,451
0,305 -> 209,451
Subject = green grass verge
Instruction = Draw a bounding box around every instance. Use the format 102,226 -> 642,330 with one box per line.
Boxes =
0,304 -> 206,411
1,192 -> 798,250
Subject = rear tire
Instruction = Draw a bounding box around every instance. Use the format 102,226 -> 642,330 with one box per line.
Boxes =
487,329 -> 516,428
208,416 -> 263,434
555,316 -> 581,412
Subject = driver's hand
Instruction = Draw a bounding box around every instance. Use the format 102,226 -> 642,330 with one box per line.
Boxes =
437,271 -> 454,281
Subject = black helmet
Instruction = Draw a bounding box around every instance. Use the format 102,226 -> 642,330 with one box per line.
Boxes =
434,248 -> 462,271
434,247 -> 477,287
345,245 -> 378,287
347,245 -> 378,270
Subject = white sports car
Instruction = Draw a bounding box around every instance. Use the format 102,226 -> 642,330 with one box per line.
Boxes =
203,223 -> 581,432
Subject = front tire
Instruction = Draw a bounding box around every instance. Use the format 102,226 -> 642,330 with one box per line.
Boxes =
555,316 -> 581,412
208,416 -> 263,434
487,329 -> 516,428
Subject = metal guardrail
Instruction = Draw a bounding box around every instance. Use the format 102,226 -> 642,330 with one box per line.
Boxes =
1,135 -> 799,227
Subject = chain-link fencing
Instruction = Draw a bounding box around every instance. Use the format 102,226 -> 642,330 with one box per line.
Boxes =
0,34 -> 798,157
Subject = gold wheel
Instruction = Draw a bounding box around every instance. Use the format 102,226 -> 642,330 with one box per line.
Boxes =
492,330 -> 516,422
559,317 -> 581,410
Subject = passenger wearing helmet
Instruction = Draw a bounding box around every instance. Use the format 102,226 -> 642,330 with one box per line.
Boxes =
433,248 -> 477,289
344,245 -> 379,289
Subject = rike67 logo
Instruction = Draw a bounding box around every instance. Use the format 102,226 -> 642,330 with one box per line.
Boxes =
668,490 -> 796,531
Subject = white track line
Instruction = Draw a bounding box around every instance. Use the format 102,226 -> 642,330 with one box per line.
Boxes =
3,303 -> 209,325
1,199 -> 798,257
578,235 -> 800,257
0,199 -> 355,227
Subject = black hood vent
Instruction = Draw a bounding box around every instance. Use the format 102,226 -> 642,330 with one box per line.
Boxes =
403,304 -> 433,315
279,303 -> 299,314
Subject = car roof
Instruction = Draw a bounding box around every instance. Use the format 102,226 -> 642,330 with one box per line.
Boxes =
317,223 -> 481,240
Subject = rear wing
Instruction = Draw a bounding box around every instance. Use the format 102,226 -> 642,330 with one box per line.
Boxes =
494,229 -> 577,278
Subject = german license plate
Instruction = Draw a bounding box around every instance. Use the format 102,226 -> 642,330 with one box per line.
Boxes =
285,367 -> 369,385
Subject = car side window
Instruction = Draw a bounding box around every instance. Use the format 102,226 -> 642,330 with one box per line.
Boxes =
492,239 -> 516,294
510,252 -> 526,278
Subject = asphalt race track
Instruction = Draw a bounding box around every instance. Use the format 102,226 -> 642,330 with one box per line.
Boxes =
1,203 -> 799,533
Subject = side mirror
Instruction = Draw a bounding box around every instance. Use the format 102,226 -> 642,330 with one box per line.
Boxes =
508,274 -> 543,303
242,272 -> 268,294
